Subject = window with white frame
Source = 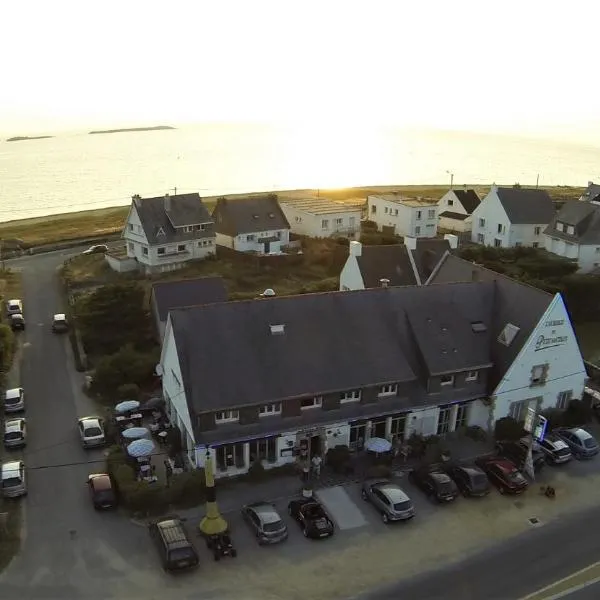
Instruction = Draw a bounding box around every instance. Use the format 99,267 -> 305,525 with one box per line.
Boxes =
498,323 -> 520,347
556,222 -> 564,232
530,364 -> 548,386
557,390 -> 572,409
497,223 -> 503,234
455,403 -> 469,429
465,371 -> 478,382
258,403 -> 282,417
494,238 -> 502,248
567,225 -> 575,235
509,400 -> 528,422
534,226 -> 541,235
215,410 -> 239,424
448,199 -> 454,206
532,242 -> 539,248
246,234 -> 255,242
415,226 -> 421,235
596,247 -> 600,254
477,233 -> 485,243
378,384 -> 398,397
157,247 -> 166,255
440,374 -> 454,387
437,405 -> 452,434
301,397 -> 322,410
142,246 -> 148,256
384,207 -> 389,214
322,219 -> 329,230
335,218 -> 343,225
394,209 -> 398,216
428,209 -> 436,219
128,223 -> 134,231
128,242 -> 134,251
371,205 -> 376,214
416,211 -> 422,220
340,390 -> 361,403
479,218 -> 485,227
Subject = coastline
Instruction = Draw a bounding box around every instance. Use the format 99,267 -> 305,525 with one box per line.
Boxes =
0,184 -> 584,247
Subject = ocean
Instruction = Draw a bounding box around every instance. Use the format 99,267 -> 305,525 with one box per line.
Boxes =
1,123 -> 599,223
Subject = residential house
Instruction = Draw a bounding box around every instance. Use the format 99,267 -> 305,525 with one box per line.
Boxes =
212,195 -> 290,254
543,200 -> 600,273
578,181 -> 600,203
426,252 -> 587,427
339,235 -> 458,291
150,277 -> 228,340
438,188 -> 481,233
367,193 -> 438,238
159,266 -> 586,478
470,186 -> 555,248
118,193 -> 215,274
278,196 -> 362,239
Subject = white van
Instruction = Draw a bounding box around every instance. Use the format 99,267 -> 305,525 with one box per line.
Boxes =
1,460 -> 27,498
4,388 -> 25,413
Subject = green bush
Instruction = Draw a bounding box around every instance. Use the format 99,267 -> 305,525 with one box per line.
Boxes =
117,383 -> 140,401
113,464 -> 136,486
168,470 -> 206,507
124,482 -> 169,515
494,417 -> 527,441
359,232 -> 399,246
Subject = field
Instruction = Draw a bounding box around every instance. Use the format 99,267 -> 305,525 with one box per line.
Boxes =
0,184 -> 585,248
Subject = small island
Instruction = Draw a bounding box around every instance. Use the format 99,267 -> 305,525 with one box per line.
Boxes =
7,135 -> 54,142
88,125 -> 176,135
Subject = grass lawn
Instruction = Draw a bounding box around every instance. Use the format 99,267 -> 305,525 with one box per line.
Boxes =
0,268 -> 23,325
575,322 -> 600,364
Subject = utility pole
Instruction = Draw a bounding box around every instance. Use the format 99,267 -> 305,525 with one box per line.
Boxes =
446,171 -> 454,190
172,187 -> 177,196
536,174 -> 539,189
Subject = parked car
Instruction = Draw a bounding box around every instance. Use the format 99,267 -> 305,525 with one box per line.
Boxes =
361,479 -> 415,523
536,434 -> 572,465
87,473 -> 117,510
408,466 -> 459,503
4,387 -> 25,413
555,427 -> 600,459
241,502 -> 288,544
149,517 -> 199,571
444,464 -> 490,497
496,439 -> 545,473
6,299 -> 22,316
475,456 -> 528,495
10,314 -> 25,332
1,460 -> 27,498
288,497 -> 335,539
78,416 -> 106,448
51,313 -> 69,333
82,244 -> 108,255
3,418 -> 27,449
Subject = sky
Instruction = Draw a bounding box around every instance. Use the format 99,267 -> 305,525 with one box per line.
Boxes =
2,0 -> 599,142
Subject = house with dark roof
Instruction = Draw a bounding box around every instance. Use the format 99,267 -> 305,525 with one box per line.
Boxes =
339,235 -> 458,291
543,199 -> 600,273
438,187 -> 481,233
118,193 -> 216,274
578,181 -> 600,203
158,266 -> 586,477
150,277 -> 228,340
470,185 -> 555,248
212,195 -> 291,254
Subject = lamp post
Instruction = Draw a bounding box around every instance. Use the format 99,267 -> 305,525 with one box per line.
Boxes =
198,450 -> 228,536
446,171 -> 454,190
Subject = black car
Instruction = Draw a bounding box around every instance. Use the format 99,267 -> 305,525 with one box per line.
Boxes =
287,497 -> 335,539
496,439 -> 545,473
86,473 -> 117,509
10,314 -> 25,332
408,466 -> 459,503
149,518 -> 199,571
444,464 -> 490,497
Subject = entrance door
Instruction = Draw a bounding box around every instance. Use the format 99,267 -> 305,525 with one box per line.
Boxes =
264,241 -> 271,254
309,434 -> 321,458
390,414 -> 407,443
371,419 -> 387,439
349,423 -> 366,452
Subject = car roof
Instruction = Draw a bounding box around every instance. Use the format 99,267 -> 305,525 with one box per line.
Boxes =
459,466 -> 484,477
79,416 -> 102,426
374,482 -> 410,502
430,471 -> 451,483
247,502 -> 281,523
489,458 -> 516,472
53,313 -> 66,320
5,388 -> 22,399
569,428 -> 593,440
4,419 -> 24,433
1,461 -> 23,476
89,473 -> 112,489
8,299 -> 21,305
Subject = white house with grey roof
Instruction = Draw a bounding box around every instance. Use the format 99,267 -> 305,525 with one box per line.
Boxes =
470,185 -> 555,248
278,196 -> 362,239
437,188 -> 481,233
158,262 -> 586,478
578,181 -> 600,203
119,193 -> 216,274
544,199 -> 600,273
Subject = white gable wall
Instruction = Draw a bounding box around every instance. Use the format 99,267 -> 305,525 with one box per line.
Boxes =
368,195 -> 438,237
123,205 -> 149,260
438,191 -> 468,216
217,230 -> 290,253
492,294 -> 587,422
471,190 -> 512,247
280,203 -> 361,238
508,223 -> 547,248
545,235 -> 600,273
339,254 -> 365,290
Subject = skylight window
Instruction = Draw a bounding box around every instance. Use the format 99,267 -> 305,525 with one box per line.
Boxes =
471,321 -> 487,333
498,323 -> 520,347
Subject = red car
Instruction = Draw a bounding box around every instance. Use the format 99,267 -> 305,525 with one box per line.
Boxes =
475,456 -> 528,495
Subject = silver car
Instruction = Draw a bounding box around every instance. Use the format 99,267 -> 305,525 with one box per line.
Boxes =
241,502 -> 289,545
361,479 -> 415,523
1,460 -> 27,498
6,299 -> 23,316
3,418 -> 27,448
555,428 -> 600,459
78,417 -> 106,448
4,388 -> 25,413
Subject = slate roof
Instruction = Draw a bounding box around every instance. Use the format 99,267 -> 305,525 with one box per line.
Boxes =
453,189 -> 481,214
581,183 -> 600,202
544,201 -> 600,245
411,239 -> 452,283
439,211 -> 469,221
495,188 -> 555,224
356,245 -> 417,287
151,277 -> 228,323
212,195 -> 290,236
170,282 -> 497,417
425,253 -> 553,386
131,193 -> 214,244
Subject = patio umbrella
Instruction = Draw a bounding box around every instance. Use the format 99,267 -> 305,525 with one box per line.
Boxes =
115,400 -> 140,414
121,427 -> 150,440
365,437 -> 392,454
127,438 -> 155,458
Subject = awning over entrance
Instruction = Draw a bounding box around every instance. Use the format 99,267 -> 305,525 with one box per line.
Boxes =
258,235 -> 279,243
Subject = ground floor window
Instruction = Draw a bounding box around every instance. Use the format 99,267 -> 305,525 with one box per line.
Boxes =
371,419 -> 387,438
509,400 -> 528,422
249,437 -> 277,463
349,423 -> 366,451
216,443 -> 245,471
437,406 -> 452,435
557,390 -> 573,410
455,403 -> 469,429
390,415 -> 407,442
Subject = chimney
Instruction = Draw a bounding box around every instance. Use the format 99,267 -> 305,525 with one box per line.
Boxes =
380,278 -> 390,288
349,240 -> 362,257
589,181 -> 594,188
270,324 -> 285,335
132,194 -> 141,201
164,193 -> 171,211
444,234 -> 459,250
404,236 -> 417,250
463,184 -> 467,192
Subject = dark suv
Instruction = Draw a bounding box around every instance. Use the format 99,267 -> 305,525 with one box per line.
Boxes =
149,518 -> 199,572
496,439 -> 545,473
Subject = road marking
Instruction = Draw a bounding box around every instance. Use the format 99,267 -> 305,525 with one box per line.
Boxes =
521,560 -> 600,599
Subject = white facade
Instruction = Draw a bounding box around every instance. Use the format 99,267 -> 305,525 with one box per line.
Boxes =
339,240 -> 366,290
544,234 -> 600,274
471,189 -> 546,248
216,229 -> 290,254
491,294 -> 587,422
123,204 -> 216,273
279,199 -> 361,239
438,190 -> 470,217
439,214 -> 472,233
368,195 -> 438,238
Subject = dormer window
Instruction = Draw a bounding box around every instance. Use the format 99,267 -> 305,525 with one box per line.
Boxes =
157,227 -> 165,237
556,222 -> 564,232
440,374 -> 454,387
498,323 -> 520,347
340,390 -> 361,403
567,225 -> 575,235
215,410 -> 239,424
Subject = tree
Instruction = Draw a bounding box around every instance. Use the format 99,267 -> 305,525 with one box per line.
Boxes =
76,283 -> 154,356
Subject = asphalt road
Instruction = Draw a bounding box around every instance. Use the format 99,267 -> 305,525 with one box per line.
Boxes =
561,582 -> 600,599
